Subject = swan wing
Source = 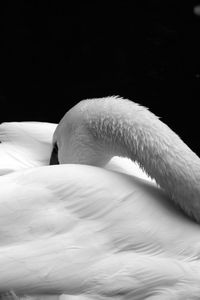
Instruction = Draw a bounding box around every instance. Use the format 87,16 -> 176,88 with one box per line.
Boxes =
0,122 -> 57,173
0,165 -> 200,298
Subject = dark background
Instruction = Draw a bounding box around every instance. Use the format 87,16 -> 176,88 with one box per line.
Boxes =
0,1 -> 200,155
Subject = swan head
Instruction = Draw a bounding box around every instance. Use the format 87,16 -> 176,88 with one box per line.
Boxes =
49,141 -> 59,165
50,102 -> 83,165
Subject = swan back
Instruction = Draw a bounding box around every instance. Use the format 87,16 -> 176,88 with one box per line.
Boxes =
0,165 -> 200,298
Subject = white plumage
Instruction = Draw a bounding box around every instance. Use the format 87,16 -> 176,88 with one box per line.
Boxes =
0,96 -> 200,299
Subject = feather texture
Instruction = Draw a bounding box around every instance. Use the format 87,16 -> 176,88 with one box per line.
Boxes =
0,165 -> 200,299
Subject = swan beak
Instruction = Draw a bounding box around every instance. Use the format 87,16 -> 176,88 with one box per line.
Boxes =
49,143 -> 59,165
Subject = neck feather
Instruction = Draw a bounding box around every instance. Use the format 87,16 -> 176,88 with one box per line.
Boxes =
60,96 -> 200,222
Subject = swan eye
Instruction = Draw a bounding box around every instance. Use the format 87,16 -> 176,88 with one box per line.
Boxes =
49,142 -> 59,165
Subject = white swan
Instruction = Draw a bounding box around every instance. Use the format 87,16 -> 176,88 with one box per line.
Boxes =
1,96 -> 200,299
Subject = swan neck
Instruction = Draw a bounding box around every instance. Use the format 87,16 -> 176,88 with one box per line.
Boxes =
62,97 -> 200,222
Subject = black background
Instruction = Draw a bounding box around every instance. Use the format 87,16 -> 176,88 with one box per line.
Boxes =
0,1 -> 200,155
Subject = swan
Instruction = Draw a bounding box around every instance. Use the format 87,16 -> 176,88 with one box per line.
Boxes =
1,96 -> 200,299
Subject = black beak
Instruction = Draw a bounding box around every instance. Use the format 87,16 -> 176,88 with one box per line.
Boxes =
49,143 -> 59,165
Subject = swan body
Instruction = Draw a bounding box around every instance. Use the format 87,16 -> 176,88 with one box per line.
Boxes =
0,96 -> 200,299
1,164 -> 200,299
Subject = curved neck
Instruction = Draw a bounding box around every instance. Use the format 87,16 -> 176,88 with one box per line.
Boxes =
57,96 -> 200,222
